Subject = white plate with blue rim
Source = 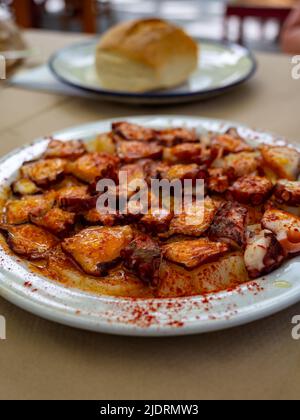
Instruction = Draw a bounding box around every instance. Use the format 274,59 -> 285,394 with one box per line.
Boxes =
0,115 -> 299,337
49,39 -> 257,105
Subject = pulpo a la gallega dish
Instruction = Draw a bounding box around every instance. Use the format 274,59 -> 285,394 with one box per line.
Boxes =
1,121 -> 300,298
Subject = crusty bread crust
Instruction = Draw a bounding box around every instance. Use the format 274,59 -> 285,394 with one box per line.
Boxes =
97,18 -> 198,69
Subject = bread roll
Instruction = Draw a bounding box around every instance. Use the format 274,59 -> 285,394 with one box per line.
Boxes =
95,18 -> 199,93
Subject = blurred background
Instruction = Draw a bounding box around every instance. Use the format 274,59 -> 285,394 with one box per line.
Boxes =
0,0 -> 298,52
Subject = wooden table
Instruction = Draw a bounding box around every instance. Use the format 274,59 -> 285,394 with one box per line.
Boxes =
0,30 -> 300,400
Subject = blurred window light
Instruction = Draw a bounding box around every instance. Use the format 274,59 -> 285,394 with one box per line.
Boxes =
45,0 -> 65,14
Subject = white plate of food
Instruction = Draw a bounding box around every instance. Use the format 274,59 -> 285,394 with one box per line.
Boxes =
0,115 -> 300,337
49,19 -> 256,105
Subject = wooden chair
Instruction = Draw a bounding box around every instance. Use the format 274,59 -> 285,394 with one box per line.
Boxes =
11,0 -> 110,33
224,1 -> 292,44
12,0 -> 36,28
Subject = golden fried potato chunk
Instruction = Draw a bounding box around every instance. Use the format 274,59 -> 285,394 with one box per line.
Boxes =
91,132 -> 116,155
5,192 -> 56,225
62,226 -> 133,276
262,208 -> 300,254
21,159 -> 66,187
44,139 -> 86,160
274,180 -> 300,206
162,238 -> 229,270
30,208 -> 76,236
261,145 -> 300,181
227,175 -> 273,206
68,152 -> 119,183
0,224 -> 58,260
117,141 -> 163,163
11,178 -> 41,196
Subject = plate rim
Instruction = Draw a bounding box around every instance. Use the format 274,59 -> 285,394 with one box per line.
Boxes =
0,115 -> 299,338
48,38 -> 257,100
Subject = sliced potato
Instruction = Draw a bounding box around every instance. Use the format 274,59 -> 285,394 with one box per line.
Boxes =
88,133 -> 116,155
158,252 -> 248,297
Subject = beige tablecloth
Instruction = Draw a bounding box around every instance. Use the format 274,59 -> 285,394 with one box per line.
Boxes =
0,30 -> 299,400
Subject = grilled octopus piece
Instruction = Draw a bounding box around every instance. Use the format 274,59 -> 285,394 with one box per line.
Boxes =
0,224 -> 59,260
68,152 -> 120,184
140,208 -> 174,234
274,180 -> 300,206
30,208 -> 76,236
83,208 -> 117,227
5,192 -> 56,225
44,139 -> 86,160
57,185 -> 98,212
208,168 -> 235,194
112,122 -> 156,142
121,232 -> 161,285
227,175 -> 273,206
162,238 -> 229,270
209,201 -> 248,248
155,127 -> 199,147
262,208 -> 300,254
212,128 -> 253,154
117,141 -> 163,163
244,227 -> 285,278
223,151 -> 262,178
21,158 -> 67,187
162,197 -> 219,238
62,226 -> 133,277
